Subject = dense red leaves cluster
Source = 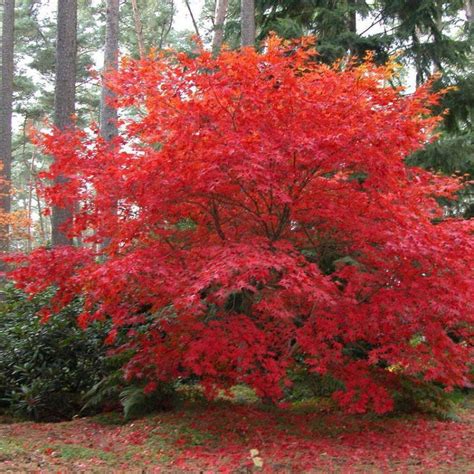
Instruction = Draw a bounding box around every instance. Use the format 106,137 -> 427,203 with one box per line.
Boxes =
6,37 -> 474,412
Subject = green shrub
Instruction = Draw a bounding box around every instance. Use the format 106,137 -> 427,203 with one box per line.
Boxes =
0,282 -> 108,421
82,350 -> 177,420
393,377 -> 466,419
285,367 -> 344,402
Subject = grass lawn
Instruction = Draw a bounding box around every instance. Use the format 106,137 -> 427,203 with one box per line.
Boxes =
0,395 -> 473,472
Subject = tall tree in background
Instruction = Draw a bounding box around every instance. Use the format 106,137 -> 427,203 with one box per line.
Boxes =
0,0 -> 15,256
184,0 -> 201,39
100,0 -> 119,249
52,0 -> 77,247
404,1 -> 473,218
254,0 -> 373,62
101,0 -> 119,142
378,0 -> 469,85
241,0 -> 255,46
10,1 -> 105,250
121,0 -> 177,56
212,0 -> 229,53
131,0 -> 145,58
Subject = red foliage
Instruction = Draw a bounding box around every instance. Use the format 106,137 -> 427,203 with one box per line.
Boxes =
2,402 -> 473,471
6,37 -> 474,412
167,403 -> 474,472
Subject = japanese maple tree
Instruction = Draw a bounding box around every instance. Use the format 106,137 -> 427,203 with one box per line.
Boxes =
7,37 -> 474,413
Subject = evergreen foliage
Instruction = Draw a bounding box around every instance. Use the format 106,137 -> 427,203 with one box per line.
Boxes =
0,283 -> 108,421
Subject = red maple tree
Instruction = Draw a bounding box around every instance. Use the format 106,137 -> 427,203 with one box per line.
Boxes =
7,37 -> 474,413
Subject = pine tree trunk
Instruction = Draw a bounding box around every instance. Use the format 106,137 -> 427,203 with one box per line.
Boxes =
0,0 -> 15,256
212,0 -> 229,54
52,0 -> 77,247
101,0 -> 119,142
130,0 -> 145,58
241,0 -> 255,47
101,0 -> 119,249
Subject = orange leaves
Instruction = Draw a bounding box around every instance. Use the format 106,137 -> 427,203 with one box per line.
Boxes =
0,210 -> 30,241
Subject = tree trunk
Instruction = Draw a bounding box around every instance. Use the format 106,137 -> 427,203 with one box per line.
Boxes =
130,0 -> 145,58
158,1 -> 174,50
347,0 -> 356,35
0,0 -> 15,257
212,0 -> 229,54
428,0 -> 444,73
240,0 -> 255,47
466,0 -> 473,24
34,177 -> 47,245
26,149 -> 36,252
52,0 -> 77,247
346,0 -> 357,56
101,0 -> 120,249
183,0 -> 201,40
101,0 -> 119,142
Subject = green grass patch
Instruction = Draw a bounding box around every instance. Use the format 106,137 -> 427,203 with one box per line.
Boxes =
55,444 -> 115,463
91,411 -> 127,426
0,438 -> 26,461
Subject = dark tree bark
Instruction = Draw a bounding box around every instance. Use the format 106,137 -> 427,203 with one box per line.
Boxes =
0,0 -> 15,256
346,0 -> 357,56
212,0 -> 229,54
52,0 -> 77,247
240,0 -> 255,47
347,0 -> 356,35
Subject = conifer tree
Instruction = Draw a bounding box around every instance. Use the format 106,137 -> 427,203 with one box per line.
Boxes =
52,0 -> 77,246
0,0 -> 15,255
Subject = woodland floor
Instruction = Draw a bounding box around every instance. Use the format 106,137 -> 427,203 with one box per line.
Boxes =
0,394 -> 473,473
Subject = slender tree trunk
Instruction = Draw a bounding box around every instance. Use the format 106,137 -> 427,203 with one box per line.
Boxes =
101,0 -> 119,142
158,1 -> 174,50
34,177 -> 46,245
26,149 -> 36,252
413,26 -> 424,87
101,0 -> 120,249
130,0 -> 145,58
240,0 -> 255,47
212,0 -> 229,54
183,0 -> 201,40
347,0 -> 356,34
466,0 -> 473,25
52,0 -> 77,247
0,0 -> 15,257
346,0 -> 357,56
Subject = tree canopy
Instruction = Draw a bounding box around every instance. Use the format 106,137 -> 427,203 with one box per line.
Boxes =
7,38 -> 473,414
